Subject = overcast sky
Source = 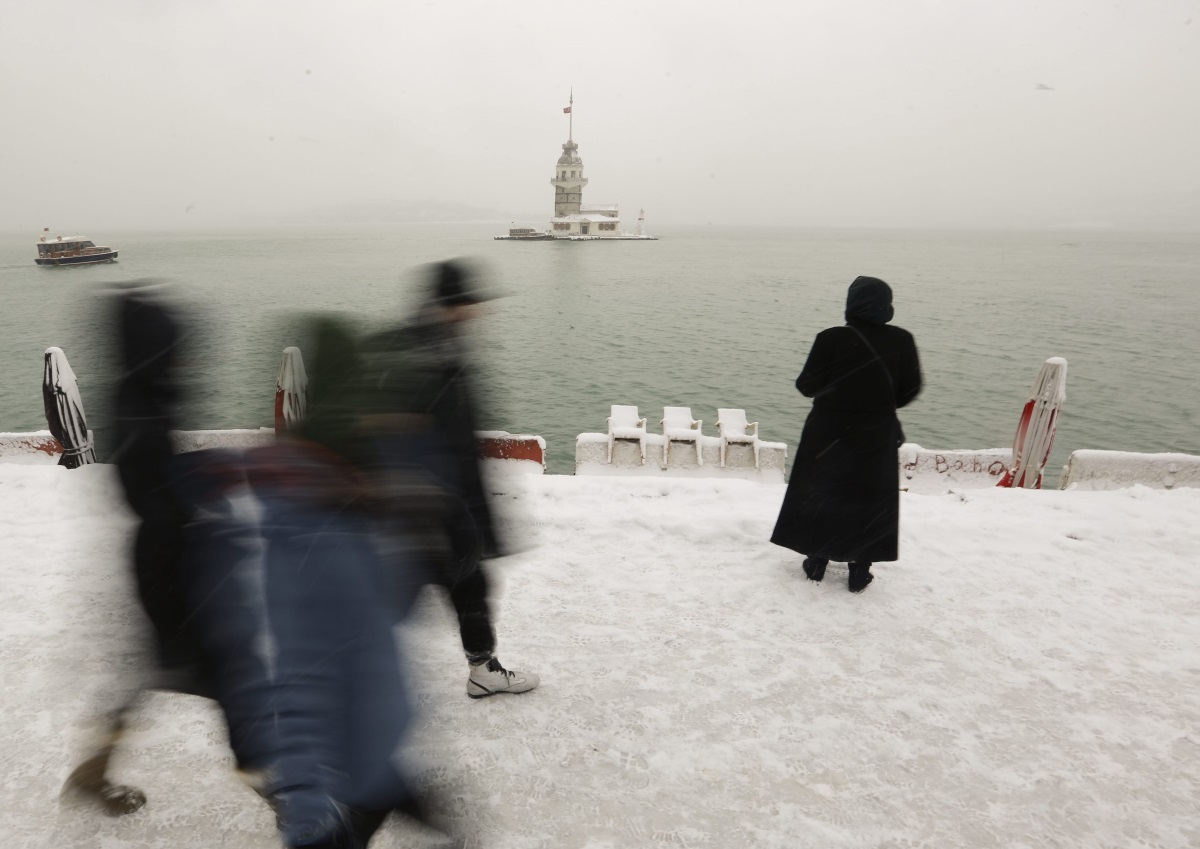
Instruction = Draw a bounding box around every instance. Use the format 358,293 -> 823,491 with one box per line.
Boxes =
2,0 -> 1197,231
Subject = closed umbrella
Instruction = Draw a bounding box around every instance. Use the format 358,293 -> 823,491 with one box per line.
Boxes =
997,357 -> 1067,489
274,346 -> 308,434
42,346 -> 97,468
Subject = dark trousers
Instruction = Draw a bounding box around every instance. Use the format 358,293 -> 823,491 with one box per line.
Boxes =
437,558 -> 495,660
379,434 -> 497,660
121,457 -> 212,689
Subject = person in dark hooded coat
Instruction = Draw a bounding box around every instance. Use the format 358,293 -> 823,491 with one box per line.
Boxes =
63,287 -> 209,817
110,288 -> 211,681
770,276 -> 922,592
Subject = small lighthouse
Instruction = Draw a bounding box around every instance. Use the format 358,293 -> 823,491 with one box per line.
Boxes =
551,89 -> 588,217
495,93 -> 656,240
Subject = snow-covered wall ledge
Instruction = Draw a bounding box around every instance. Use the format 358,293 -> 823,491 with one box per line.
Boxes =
0,429 -> 545,473
477,432 -> 546,476
575,432 -> 788,483
0,431 -> 66,465
171,429 -> 277,453
900,444 -> 1012,493
1059,450 -> 1200,491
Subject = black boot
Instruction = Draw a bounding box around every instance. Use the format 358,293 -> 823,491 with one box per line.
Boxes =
802,556 -> 828,582
848,561 -> 873,593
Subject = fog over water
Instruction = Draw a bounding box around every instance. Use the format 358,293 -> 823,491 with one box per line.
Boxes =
2,0 -> 1198,232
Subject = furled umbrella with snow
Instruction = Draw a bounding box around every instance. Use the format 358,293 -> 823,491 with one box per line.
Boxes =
997,357 -> 1068,489
274,346 -> 308,434
42,347 -> 97,468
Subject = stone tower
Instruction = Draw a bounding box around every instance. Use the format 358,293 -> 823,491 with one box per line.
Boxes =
551,91 -> 588,217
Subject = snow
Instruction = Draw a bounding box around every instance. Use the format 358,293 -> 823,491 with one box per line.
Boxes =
3,464 -> 1199,848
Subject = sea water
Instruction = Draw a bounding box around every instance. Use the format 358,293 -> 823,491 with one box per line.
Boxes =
1,224 -> 1197,478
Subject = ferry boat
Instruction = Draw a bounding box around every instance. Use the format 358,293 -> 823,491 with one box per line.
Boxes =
35,231 -> 118,266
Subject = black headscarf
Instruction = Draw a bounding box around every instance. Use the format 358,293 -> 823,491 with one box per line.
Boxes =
845,276 -> 894,325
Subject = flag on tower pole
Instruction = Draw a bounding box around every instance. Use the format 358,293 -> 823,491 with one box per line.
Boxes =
563,106 -> 571,113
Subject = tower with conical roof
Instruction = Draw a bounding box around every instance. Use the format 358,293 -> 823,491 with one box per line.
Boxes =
551,89 -> 588,217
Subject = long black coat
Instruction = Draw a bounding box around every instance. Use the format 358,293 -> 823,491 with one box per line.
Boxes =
771,319 -> 922,563
111,291 -> 209,682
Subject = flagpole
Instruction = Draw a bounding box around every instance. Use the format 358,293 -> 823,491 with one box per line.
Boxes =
569,87 -> 573,141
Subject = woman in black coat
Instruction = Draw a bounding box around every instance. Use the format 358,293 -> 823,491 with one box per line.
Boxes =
770,276 -> 922,592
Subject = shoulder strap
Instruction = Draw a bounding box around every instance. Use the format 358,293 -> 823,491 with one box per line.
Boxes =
846,324 -> 894,391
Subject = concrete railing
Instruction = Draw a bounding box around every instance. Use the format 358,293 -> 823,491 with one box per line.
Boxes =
1,428 -> 545,473
900,444 -> 1012,492
1059,450 -> 1200,491
0,431 -> 70,464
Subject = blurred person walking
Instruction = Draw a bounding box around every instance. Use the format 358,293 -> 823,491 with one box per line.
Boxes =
770,276 -> 922,592
63,285 -> 208,816
109,286 -> 211,686
66,297 -> 450,847
365,260 -> 538,699
243,316 -> 455,848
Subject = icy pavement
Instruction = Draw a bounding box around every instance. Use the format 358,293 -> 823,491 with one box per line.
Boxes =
2,464 -> 1198,848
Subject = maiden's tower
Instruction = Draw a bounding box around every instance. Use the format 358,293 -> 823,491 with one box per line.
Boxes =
497,93 -> 655,241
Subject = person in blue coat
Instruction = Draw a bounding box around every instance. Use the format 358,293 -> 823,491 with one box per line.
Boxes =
242,316 -> 434,848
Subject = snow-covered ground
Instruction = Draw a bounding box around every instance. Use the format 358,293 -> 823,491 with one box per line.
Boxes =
2,463 -> 1198,848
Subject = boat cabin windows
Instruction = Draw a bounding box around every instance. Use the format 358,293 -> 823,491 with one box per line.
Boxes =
38,240 -> 94,254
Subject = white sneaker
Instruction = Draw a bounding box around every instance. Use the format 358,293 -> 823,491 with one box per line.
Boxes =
467,657 -> 539,699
